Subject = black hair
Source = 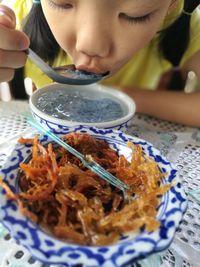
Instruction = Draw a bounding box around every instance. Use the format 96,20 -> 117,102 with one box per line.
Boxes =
158,0 -> 200,90
10,0 -> 200,98
10,3 -> 59,99
23,4 -> 60,61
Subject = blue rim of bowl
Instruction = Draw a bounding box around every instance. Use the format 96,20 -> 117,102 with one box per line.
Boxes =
31,110 -> 132,132
0,125 -> 187,267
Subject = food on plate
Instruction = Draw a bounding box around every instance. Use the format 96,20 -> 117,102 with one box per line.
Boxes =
0,133 -> 171,246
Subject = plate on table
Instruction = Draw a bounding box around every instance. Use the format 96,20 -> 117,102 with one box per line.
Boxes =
0,125 -> 187,267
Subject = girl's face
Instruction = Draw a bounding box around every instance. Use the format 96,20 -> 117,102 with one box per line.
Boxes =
41,0 -> 173,75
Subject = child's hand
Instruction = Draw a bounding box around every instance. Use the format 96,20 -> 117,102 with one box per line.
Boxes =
0,5 -> 30,82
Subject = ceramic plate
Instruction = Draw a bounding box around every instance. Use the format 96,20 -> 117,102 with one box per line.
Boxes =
0,125 -> 187,267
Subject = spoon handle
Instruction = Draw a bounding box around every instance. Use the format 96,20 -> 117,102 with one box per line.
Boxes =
27,48 -> 74,84
26,49 -> 102,85
27,49 -> 54,76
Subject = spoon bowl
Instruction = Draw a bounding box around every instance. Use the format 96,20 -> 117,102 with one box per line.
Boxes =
27,48 -> 106,85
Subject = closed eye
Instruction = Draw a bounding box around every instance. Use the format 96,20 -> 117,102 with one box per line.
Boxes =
47,0 -> 73,10
119,12 -> 152,24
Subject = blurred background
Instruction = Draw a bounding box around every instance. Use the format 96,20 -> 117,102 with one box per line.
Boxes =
0,1 -> 199,101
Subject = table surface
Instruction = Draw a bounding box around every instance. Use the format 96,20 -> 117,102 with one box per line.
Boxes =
0,100 -> 200,267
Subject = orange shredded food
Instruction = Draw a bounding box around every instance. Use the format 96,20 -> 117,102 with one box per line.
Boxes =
0,133 -> 172,246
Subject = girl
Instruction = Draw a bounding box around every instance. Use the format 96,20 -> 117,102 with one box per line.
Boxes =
0,0 -> 200,126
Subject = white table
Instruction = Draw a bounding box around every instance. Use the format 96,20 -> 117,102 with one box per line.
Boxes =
0,100 -> 200,267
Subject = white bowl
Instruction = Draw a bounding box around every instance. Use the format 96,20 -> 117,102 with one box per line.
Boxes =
29,83 -> 136,132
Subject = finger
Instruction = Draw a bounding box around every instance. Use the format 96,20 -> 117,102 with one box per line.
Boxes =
0,49 -> 27,68
0,25 -> 30,50
0,5 -> 16,29
0,68 -> 14,82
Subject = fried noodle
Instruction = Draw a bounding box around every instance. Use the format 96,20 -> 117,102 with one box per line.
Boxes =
0,133 -> 172,246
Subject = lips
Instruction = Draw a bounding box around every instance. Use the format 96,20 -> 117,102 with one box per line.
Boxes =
76,65 -> 109,76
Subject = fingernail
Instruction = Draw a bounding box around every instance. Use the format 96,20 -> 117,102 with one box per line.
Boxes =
19,39 -> 29,50
0,9 -> 13,23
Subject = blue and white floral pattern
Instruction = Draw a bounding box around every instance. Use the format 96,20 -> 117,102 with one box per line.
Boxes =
31,110 -> 131,133
0,125 -> 187,267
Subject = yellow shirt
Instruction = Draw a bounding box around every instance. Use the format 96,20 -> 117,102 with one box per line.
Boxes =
13,0 -> 200,89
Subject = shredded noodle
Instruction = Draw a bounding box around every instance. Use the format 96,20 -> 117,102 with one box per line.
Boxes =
0,133 -> 172,246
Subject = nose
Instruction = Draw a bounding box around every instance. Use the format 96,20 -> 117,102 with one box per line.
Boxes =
75,16 -> 111,59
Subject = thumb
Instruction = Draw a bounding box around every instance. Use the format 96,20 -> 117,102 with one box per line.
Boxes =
0,5 -> 16,29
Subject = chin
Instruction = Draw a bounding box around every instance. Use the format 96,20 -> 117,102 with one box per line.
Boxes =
106,68 -> 121,77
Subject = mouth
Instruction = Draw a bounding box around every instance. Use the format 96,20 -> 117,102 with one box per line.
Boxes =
76,65 -> 110,77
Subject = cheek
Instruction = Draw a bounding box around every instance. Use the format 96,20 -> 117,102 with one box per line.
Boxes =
121,2 -> 169,56
117,28 -> 156,63
118,13 -> 167,60
41,4 -> 74,52
50,24 -> 71,49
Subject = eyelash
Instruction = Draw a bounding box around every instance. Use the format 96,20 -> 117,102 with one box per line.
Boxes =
119,13 -> 151,24
47,0 -> 72,10
47,1 -> 151,24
